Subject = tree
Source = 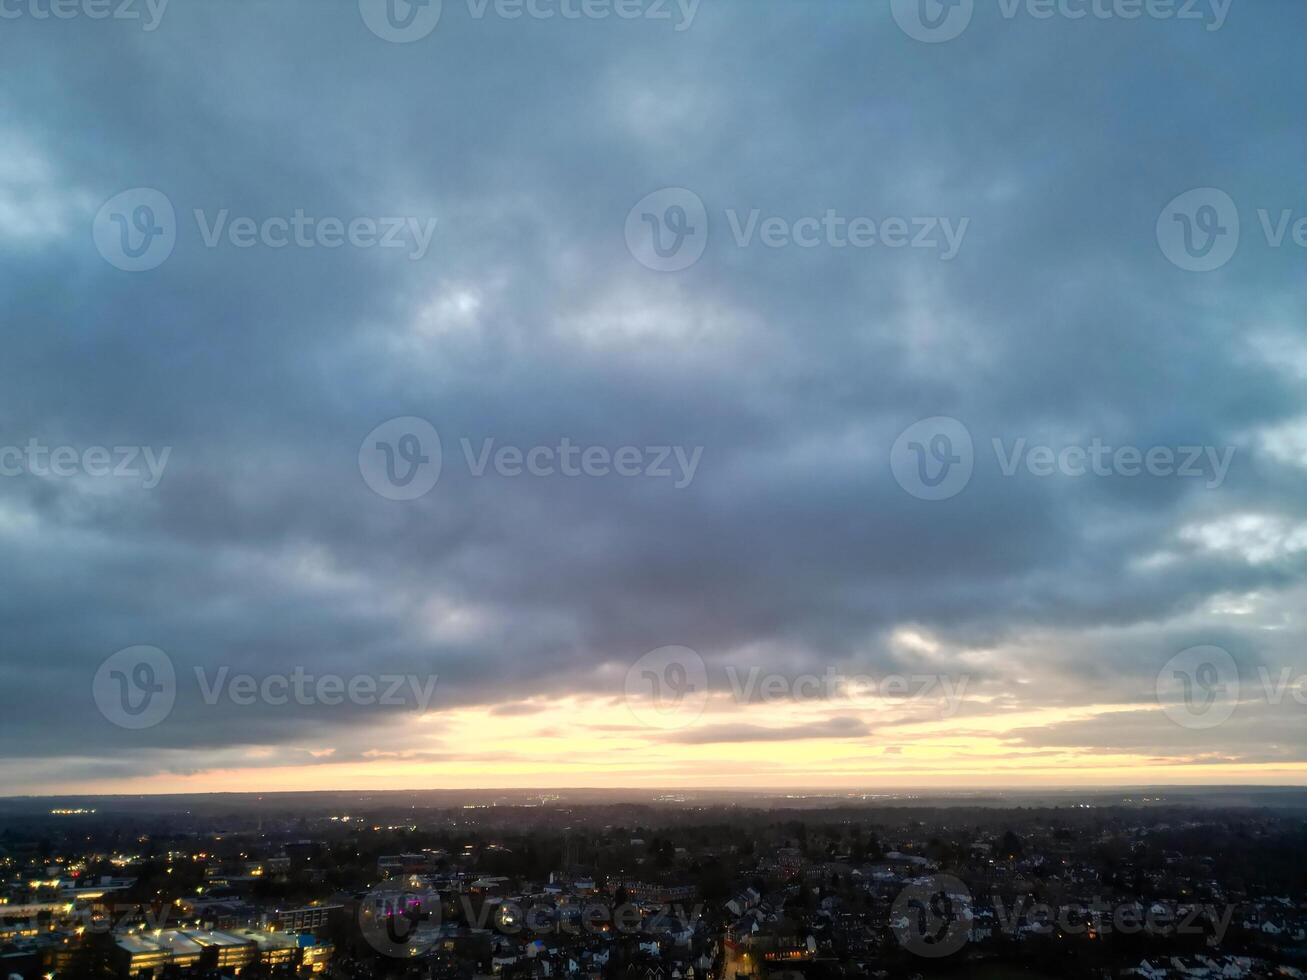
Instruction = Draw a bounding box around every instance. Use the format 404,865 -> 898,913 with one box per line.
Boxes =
1000,830 -> 1024,861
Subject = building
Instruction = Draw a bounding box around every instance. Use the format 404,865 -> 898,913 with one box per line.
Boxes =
269,902 -> 341,932
230,927 -> 299,968
109,926 -> 331,978
378,853 -> 432,876
150,929 -> 205,970
619,881 -> 698,905
112,932 -> 172,978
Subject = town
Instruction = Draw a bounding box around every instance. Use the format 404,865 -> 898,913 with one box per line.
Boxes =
2,790 -> 1305,979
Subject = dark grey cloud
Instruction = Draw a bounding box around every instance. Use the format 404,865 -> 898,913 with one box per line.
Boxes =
665,716 -> 870,745
1004,705 -> 1307,766
2,0 -> 1307,788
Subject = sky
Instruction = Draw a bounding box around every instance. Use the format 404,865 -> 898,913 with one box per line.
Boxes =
2,0 -> 1307,795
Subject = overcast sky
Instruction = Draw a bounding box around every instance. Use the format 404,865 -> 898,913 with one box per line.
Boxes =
2,0 -> 1306,794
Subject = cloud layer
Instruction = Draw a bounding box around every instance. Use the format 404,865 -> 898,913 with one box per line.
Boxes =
2,0 -> 1306,792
